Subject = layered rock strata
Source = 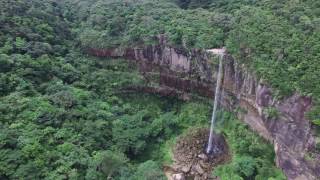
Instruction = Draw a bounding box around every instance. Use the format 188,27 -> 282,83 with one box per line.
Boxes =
85,39 -> 319,179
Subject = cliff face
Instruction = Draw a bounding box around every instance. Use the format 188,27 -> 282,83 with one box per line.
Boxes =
222,57 -> 319,180
86,40 -> 319,179
86,39 -> 215,98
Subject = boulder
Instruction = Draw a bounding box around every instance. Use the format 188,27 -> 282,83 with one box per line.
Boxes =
173,173 -> 185,180
194,164 -> 205,175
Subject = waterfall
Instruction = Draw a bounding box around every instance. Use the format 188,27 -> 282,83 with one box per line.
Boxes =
206,52 -> 224,154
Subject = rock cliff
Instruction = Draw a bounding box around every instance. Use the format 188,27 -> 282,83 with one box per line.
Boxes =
222,56 -> 319,180
85,38 -> 319,179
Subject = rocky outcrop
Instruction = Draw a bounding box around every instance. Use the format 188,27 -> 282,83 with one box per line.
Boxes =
164,128 -> 229,180
85,38 -> 319,179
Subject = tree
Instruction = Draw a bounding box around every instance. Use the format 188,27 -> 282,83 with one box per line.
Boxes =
132,160 -> 166,180
112,110 -> 153,155
86,151 -> 128,179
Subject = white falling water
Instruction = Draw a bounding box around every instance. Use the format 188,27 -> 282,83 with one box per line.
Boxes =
206,52 -> 224,154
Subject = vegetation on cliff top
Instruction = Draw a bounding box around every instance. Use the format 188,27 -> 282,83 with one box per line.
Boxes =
65,0 -> 320,125
1,0 -> 318,179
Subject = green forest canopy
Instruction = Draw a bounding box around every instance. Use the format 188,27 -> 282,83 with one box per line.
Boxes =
0,0 -> 319,179
64,0 -> 320,124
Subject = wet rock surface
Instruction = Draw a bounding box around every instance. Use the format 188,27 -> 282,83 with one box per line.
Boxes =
165,128 -> 229,180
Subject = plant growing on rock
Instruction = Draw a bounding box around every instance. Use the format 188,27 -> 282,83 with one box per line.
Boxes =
263,107 -> 279,120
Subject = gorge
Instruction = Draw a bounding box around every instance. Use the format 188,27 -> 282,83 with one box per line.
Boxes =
86,37 -> 320,179
1,0 -> 320,179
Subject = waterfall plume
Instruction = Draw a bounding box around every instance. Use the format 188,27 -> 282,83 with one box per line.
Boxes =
206,49 -> 225,154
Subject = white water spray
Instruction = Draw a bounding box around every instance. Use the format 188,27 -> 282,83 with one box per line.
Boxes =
206,51 -> 224,154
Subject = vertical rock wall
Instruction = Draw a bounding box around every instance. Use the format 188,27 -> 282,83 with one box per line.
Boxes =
221,56 -> 319,180
85,42 -> 319,180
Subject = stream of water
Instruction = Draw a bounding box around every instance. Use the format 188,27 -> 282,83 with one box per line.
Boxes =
206,53 -> 224,154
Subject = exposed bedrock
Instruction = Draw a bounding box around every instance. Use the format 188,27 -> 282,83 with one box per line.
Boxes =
164,128 -> 229,180
85,38 -> 319,179
222,57 -> 319,180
